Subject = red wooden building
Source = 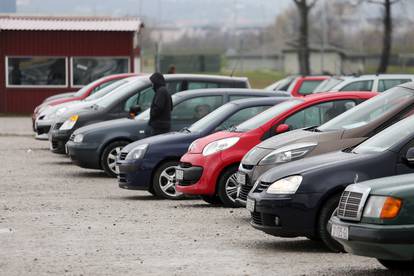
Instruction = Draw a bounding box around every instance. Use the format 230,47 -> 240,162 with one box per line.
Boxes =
0,15 -> 144,113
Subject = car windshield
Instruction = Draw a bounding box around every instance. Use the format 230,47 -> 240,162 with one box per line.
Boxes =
72,78 -> 107,97
314,78 -> 345,92
353,115 -> 414,154
318,87 -> 414,131
187,103 -> 236,132
84,79 -> 131,102
235,99 -> 302,132
96,78 -> 148,109
265,77 -> 293,91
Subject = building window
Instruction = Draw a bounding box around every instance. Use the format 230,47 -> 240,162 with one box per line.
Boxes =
71,57 -> 130,87
6,57 -> 67,87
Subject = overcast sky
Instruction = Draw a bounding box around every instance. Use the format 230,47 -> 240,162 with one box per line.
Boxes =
16,0 -> 292,27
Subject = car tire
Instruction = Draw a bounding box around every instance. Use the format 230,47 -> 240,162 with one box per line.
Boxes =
377,259 -> 414,270
152,161 -> 185,200
217,165 -> 241,208
317,194 -> 345,253
101,141 -> 129,178
201,195 -> 222,205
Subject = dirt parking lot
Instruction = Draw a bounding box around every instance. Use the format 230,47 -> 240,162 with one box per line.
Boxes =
0,117 -> 406,275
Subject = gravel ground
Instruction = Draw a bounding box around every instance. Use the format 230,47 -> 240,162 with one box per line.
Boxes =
0,117 -> 410,275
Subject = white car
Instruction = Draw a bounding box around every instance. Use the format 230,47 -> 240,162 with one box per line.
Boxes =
329,74 -> 414,93
34,77 -> 137,140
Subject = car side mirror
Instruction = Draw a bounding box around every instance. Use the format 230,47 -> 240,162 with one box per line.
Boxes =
129,105 -> 142,118
406,147 -> 414,164
275,124 -> 290,134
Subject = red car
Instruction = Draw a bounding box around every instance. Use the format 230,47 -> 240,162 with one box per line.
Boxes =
289,76 -> 329,97
32,73 -> 137,129
175,91 -> 377,207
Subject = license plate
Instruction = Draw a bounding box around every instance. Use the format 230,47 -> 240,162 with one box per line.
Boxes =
237,172 -> 246,185
246,198 -> 255,212
176,169 -> 184,181
331,223 -> 349,240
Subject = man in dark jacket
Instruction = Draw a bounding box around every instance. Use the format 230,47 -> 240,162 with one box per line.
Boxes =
147,72 -> 173,136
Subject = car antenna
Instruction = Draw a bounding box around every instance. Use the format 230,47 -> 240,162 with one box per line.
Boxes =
354,173 -> 359,184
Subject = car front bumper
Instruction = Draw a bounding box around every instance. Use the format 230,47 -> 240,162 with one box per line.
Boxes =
49,128 -> 72,154
247,192 -> 320,238
329,216 -> 414,261
66,141 -> 101,170
117,158 -> 153,190
175,153 -> 218,196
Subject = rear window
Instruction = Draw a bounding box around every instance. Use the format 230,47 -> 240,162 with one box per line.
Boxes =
378,79 -> 411,92
298,80 -> 324,95
340,80 -> 373,92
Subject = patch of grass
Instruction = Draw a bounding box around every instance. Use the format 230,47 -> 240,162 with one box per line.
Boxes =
220,70 -> 286,89
364,65 -> 414,75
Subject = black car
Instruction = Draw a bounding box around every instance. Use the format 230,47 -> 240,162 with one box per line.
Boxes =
116,97 -> 288,199
49,74 -> 250,154
67,89 -> 288,177
247,113 -> 414,252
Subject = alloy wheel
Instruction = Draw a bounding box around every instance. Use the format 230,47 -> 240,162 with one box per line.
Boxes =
107,146 -> 123,175
158,165 -> 183,198
225,173 -> 239,203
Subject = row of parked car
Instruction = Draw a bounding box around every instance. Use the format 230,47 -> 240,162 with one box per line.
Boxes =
33,73 -> 414,270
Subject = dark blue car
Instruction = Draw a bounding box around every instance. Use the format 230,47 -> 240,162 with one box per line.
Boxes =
116,97 -> 288,200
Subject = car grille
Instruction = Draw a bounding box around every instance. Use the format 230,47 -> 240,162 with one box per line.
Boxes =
69,134 -> 75,142
238,185 -> 252,201
242,164 -> 254,170
37,125 -> 51,135
255,181 -> 271,193
53,122 -> 63,130
119,152 -> 128,161
336,183 -> 371,222
251,212 -> 263,225
118,173 -> 127,183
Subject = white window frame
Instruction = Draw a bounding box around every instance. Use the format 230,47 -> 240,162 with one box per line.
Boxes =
5,56 -> 69,88
70,56 -> 131,88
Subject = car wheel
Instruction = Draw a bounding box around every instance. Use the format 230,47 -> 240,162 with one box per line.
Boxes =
101,141 -> 129,177
217,165 -> 241,208
152,161 -> 185,200
317,194 -> 345,253
201,195 -> 222,205
377,259 -> 414,270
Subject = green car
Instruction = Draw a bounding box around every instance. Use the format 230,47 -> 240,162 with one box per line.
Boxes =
329,174 -> 414,270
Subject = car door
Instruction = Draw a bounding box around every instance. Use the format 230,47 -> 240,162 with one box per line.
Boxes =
377,79 -> 412,92
171,95 -> 223,131
282,100 -> 358,132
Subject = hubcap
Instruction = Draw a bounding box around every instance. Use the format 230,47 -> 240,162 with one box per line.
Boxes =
107,146 -> 123,174
159,166 -> 183,198
225,173 -> 239,202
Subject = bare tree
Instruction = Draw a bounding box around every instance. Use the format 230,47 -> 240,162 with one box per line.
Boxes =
366,0 -> 401,73
292,0 -> 317,75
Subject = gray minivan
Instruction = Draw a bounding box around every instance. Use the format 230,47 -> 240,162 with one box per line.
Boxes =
236,82 -> 414,205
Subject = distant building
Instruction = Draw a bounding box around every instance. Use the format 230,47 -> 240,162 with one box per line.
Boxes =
225,43 -> 283,72
282,43 -> 364,75
0,15 -> 143,113
0,0 -> 16,13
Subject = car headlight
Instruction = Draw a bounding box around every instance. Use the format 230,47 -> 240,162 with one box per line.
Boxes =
126,144 -> 148,160
59,115 -> 79,130
266,175 -> 303,194
73,134 -> 84,143
259,142 -> 317,165
202,137 -> 240,156
363,196 -> 402,219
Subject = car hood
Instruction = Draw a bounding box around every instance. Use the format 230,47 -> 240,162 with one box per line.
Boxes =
57,102 -> 101,122
355,174 -> 414,198
242,128 -> 341,165
43,92 -> 76,103
189,130 -> 245,154
122,131 -> 200,153
74,118 -> 148,135
260,150 -> 370,183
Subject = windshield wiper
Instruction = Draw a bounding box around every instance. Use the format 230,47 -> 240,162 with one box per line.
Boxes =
226,125 -> 237,132
181,127 -> 191,133
304,125 -> 321,132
